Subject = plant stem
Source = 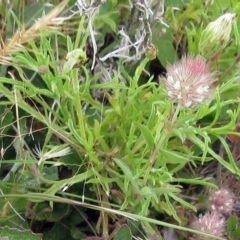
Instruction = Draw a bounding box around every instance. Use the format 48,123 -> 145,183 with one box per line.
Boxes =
144,103 -> 181,184
75,16 -> 86,49
72,69 -> 89,151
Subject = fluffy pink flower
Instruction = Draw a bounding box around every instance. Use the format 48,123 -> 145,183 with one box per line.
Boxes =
208,187 -> 235,216
191,211 -> 226,240
162,56 -> 217,107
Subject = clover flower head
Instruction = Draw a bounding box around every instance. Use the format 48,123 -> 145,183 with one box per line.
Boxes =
191,211 -> 226,240
162,55 -> 217,107
208,187 -> 235,216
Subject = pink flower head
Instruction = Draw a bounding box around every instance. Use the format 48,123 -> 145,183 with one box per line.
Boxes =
208,187 -> 235,216
191,211 -> 226,240
162,55 -> 217,107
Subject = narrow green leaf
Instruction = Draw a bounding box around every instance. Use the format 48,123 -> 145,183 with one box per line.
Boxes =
138,124 -> 154,148
168,192 -> 196,211
133,58 -> 149,85
113,158 -> 139,191
161,149 -> 190,164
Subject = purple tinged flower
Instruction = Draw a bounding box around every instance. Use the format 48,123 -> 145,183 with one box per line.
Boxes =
162,55 -> 217,107
191,211 -> 226,240
208,187 -> 235,216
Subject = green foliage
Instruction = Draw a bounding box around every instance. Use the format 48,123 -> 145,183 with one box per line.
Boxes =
227,216 -> 240,240
0,227 -> 42,240
0,0 -> 239,239
113,225 -> 132,240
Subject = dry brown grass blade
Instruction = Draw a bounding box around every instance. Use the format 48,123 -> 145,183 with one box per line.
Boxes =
0,0 -> 69,64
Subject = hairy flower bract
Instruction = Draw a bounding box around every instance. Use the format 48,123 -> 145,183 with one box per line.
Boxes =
208,187 -> 235,216
162,55 -> 217,107
198,13 -> 236,58
191,211 -> 226,239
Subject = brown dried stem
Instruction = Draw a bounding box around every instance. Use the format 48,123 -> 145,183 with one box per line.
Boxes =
0,0 -> 69,64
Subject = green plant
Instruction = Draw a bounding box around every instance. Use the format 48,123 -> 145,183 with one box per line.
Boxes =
0,0 -> 240,239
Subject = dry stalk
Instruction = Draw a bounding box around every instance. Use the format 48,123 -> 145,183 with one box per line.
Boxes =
0,0 -> 69,65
